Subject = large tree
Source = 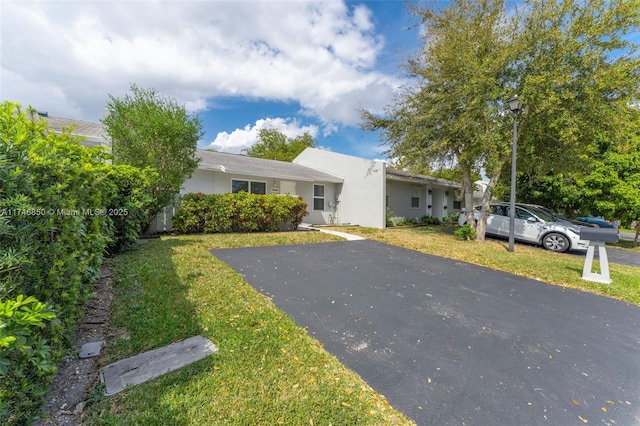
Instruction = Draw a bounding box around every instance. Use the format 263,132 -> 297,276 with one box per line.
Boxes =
514,120 -> 640,230
102,84 -> 203,221
243,129 -> 316,161
362,0 -> 639,241
362,0 -> 521,240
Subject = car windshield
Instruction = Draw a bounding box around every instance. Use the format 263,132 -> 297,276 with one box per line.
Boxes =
535,206 -> 566,220
525,206 -> 557,222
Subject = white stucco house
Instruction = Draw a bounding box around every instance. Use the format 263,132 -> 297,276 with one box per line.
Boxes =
38,113 -> 464,231
153,147 -> 463,232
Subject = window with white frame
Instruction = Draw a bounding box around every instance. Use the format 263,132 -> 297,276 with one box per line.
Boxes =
411,188 -> 420,209
232,179 -> 266,194
250,181 -> 266,195
313,184 -> 325,211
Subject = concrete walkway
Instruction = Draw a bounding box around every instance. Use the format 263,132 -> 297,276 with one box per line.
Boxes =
299,224 -> 366,241
210,240 -> 640,426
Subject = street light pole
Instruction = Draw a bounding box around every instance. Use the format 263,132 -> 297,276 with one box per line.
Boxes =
507,95 -> 522,253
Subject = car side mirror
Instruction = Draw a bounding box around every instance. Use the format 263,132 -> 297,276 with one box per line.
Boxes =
527,217 -> 537,222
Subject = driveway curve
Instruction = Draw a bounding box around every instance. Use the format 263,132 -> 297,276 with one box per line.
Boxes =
210,240 -> 640,426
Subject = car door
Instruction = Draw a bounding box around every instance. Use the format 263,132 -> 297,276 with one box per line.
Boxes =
513,207 -> 542,243
486,205 -> 509,236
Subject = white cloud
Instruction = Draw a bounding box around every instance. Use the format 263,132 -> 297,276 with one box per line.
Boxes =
0,1 -> 403,127
206,117 -> 319,154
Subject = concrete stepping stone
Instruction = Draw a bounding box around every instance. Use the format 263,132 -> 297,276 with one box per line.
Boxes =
100,335 -> 218,396
79,341 -> 104,359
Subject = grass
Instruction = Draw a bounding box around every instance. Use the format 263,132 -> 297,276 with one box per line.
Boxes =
84,226 -> 639,424
331,225 -> 640,306
84,231 -> 414,426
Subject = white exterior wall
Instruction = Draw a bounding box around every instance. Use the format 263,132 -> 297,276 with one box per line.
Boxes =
386,180 -> 460,221
294,148 -> 386,228
183,171 -> 277,195
387,181 -> 428,220
294,181 -> 339,225
180,170 -> 339,225
182,169 -> 216,194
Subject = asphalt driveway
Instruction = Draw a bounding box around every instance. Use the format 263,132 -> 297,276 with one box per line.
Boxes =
210,240 -> 640,425
582,246 -> 640,268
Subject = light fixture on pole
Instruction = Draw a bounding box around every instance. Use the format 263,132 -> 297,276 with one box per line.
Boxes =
507,95 -> 522,253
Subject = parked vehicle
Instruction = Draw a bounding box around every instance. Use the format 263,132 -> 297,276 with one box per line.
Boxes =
520,204 -> 596,228
576,216 -> 616,228
459,203 -> 589,252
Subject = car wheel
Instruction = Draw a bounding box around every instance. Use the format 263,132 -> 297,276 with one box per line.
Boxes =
542,233 -> 570,253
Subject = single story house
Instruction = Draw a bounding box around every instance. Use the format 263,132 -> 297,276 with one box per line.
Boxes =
150,147 -> 463,232
37,113 -> 466,231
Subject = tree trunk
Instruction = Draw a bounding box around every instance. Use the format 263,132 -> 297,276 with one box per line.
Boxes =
475,156 -> 508,243
634,221 -> 640,246
460,163 -> 476,230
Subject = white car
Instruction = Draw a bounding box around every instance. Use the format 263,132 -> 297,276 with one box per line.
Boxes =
459,203 -> 589,253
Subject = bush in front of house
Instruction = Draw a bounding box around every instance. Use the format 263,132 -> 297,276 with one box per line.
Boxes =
0,103 -> 113,424
386,208 -> 395,227
454,223 -> 477,240
104,164 -> 159,254
419,215 -> 440,225
0,102 -> 156,425
172,192 -> 308,234
396,217 -> 418,226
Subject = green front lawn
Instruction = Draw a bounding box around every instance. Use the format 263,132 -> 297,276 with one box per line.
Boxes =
83,225 -> 639,425
84,232 -> 414,425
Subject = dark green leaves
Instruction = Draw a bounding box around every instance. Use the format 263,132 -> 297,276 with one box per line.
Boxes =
102,84 -> 203,219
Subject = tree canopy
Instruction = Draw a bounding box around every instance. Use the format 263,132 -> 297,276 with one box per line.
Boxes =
102,84 -> 203,221
513,120 -> 640,227
243,129 -> 316,161
361,0 -> 640,241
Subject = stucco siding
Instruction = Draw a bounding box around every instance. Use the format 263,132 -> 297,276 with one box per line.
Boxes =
183,169 -> 215,194
180,170 -> 339,225
295,181 -> 339,225
387,181 -> 427,220
294,148 -> 386,228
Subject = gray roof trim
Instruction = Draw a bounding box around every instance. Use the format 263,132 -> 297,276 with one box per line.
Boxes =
40,115 -> 105,139
197,150 -> 343,183
386,167 -> 461,189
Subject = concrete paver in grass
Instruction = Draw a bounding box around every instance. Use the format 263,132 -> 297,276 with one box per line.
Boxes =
211,240 -> 640,426
100,335 -> 218,396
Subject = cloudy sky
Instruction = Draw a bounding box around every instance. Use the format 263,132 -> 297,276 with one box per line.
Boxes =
1,0 -> 421,159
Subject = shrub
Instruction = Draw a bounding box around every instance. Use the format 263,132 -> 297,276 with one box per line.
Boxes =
104,165 -> 158,254
454,223 -> 477,240
173,192 -> 308,234
386,208 -> 395,227
419,215 -> 440,225
396,217 -> 418,226
0,295 -> 58,424
0,102 -> 155,424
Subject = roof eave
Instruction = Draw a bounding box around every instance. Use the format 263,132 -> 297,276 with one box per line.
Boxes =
197,164 -> 343,183
387,173 -> 460,189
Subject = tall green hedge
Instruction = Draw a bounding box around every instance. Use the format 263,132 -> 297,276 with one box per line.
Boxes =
0,102 -> 154,424
104,164 -> 158,254
172,192 -> 308,234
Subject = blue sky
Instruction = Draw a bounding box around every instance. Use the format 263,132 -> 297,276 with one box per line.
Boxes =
0,0 -> 422,160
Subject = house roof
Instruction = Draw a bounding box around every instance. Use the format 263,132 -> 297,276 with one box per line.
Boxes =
386,167 -> 461,189
197,150 -> 343,183
38,114 -> 106,147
